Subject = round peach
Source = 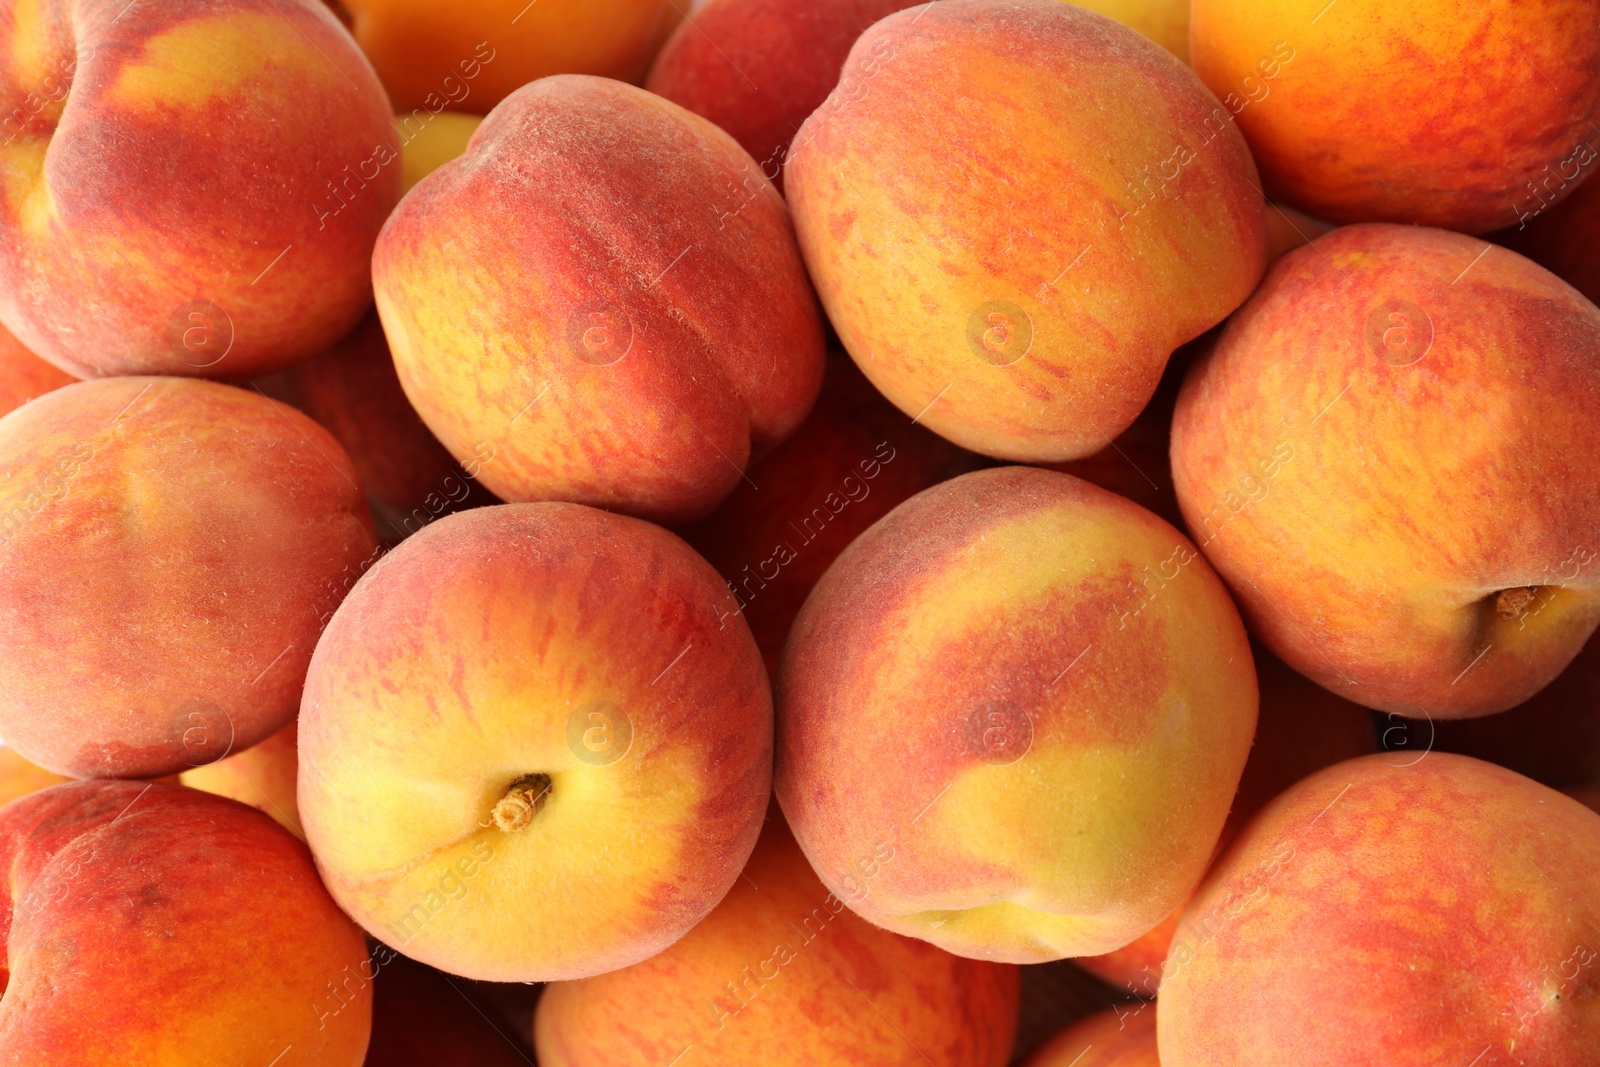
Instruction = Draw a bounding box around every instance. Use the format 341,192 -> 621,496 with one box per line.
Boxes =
0,0 -> 398,378
1171,224 -> 1600,718
776,466 -> 1258,963
299,502 -> 772,982
375,75 -> 825,524
0,377 -> 376,779
785,0 -> 1265,463
1190,0 -> 1600,232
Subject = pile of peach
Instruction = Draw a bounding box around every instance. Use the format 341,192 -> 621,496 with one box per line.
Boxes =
0,0 -> 1597,1064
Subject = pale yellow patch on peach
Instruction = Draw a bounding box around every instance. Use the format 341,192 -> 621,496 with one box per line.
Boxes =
107,15 -> 331,111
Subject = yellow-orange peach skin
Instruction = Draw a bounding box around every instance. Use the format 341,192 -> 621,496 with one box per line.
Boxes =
1171,224 -> 1600,718
336,0 -> 681,114
1189,0 -> 1600,232
0,780 -> 371,1065
0,0 -> 398,378
776,466 -> 1258,963
784,0 -> 1265,463
535,817 -> 1021,1066
1072,0 -> 1188,61
1158,754 -> 1600,1064
298,503 -> 772,982
374,75 -> 825,525
0,321 -> 74,417
0,377 -> 376,779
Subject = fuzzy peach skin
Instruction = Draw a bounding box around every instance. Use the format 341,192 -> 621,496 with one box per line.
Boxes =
1023,1007 -> 1157,1067
0,0 -> 398,379
334,0 -> 681,114
1171,224 -> 1600,719
1076,644 -> 1375,993
1497,169 -> 1600,306
0,745 -> 69,807
1190,0 -> 1600,233
776,466 -> 1258,963
375,75 -> 825,525
180,722 -> 303,839
679,355 -> 985,676
1261,200 -> 1333,260
299,502 -> 772,982
1072,0 -> 1188,61
784,0 -> 1265,463
535,815 -> 1020,1067
285,312 -> 491,544
645,0 -> 922,191
1158,753 -> 1600,1065
0,780 -> 370,1065
0,321 -> 73,417
0,377 -> 376,779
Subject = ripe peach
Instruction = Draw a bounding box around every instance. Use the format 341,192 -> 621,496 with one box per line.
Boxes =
1023,1007 -> 1157,1066
679,355 -> 985,675
1158,754 -> 1600,1065
375,75 -> 825,524
0,0 -> 398,378
393,110 -> 482,194
335,1 -> 682,114
785,0 -> 1265,463
0,377 -> 376,779
534,815 -> 1020,1066
646,0 -> 921,192
1172,224 -> 1600,718
0,322 -> 74,417
180,722 -> 303,839
1072,0 -> 1188,61
0,780 -> 370,1064
776,466 -> 1258,963
299,503 -> 772,982
1190,0 -> 1600,232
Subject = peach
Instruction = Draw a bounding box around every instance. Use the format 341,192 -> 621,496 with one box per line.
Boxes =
180,722 -> 303,839
393,110 -> 482,194
1023,1007 -> 1157,1066
334,1 -> 681,114
375,75 -> 825,525
776,466 -> 1258,963
366,953 -> 530,1067
0,744 -> 71,807
1077,644 -> 1375,993
299,502 -> 772,982
0,780 -> 370,1064
1158,754 -> 1600,1065
1190,0 -> 1600,233
0,0 -> 398,378
0,377 -> 376,779
0,321 -> 74,417
679,355 -> 985,675
1071,0 -> 1188,61
534,815 -> 1020,1066
645,0 -> 922,191
284,312 -> 493,544
1172,224 -> 1600,718
1497,169 -> 1600,306
785,0 -> 1265,463
1262,200 -> 1333,260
